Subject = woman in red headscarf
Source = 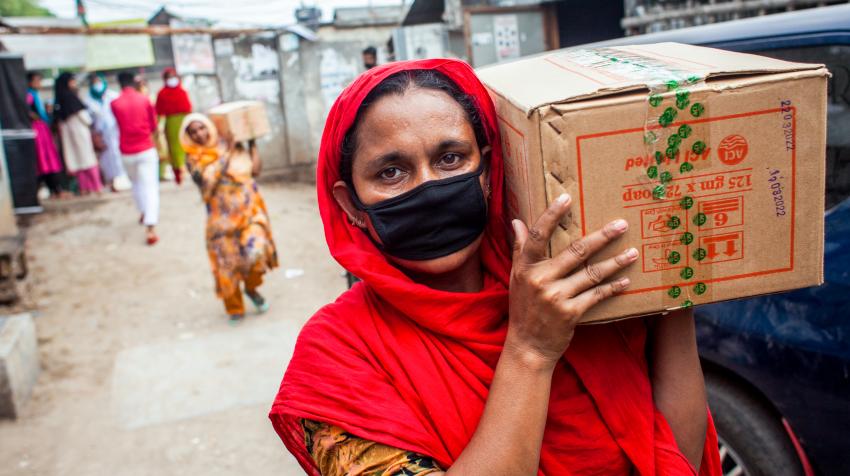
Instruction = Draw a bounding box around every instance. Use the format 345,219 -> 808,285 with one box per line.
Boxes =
270,59 -> 721,476
155,67 -> 193,184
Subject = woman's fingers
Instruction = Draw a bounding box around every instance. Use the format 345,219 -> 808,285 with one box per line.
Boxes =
559,247 -> 638,296
539,218 -> 629,280
569,276 -> 631,316
514,193 -> 571,264
511,219 -> 529,263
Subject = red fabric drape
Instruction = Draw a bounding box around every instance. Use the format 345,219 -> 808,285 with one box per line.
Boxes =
155,67 -> 192,116
269,58 -> 721,476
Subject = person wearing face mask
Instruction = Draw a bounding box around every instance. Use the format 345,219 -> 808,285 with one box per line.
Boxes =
179,113 -> 278,323
53,72 -> 102,195
155,67 -> 193,185
270,61 -> 723,476
85,73 -> 130,193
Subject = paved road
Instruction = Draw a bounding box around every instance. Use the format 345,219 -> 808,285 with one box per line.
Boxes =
0,181 -> 345,475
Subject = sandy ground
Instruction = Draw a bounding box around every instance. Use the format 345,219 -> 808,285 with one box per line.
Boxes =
0,180 -> 346,475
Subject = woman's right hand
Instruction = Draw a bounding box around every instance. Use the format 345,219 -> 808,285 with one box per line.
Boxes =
506,193 -> 638,369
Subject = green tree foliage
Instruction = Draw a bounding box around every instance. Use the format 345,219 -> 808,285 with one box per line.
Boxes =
0,0 -> 55,17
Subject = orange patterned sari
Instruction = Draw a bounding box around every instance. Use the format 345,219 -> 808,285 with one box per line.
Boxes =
180,113 -> 278,301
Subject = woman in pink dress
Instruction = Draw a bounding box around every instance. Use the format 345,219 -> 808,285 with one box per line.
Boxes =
26,72 -> 67,198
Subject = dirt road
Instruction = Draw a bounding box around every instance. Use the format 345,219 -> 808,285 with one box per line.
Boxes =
0,181 -> 346,475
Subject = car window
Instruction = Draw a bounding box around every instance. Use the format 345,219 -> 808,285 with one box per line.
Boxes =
755,45 -> 850,209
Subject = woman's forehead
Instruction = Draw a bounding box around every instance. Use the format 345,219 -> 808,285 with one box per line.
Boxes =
358,89 -> 469,140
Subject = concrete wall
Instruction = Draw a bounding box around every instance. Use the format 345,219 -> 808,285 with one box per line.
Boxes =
278,34 -> 313,168
393,23 -> 450,61
316,25 -> 396,62
181,74 -> 222,113
0,314 -> 39,419
132,24 -> 402,176
278,27 -> 398,168
280,40 -> 362,166
213,35 -> 289,171
137,72 -> 221,111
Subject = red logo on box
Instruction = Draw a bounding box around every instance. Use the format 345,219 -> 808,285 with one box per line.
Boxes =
718,134 -> 748,166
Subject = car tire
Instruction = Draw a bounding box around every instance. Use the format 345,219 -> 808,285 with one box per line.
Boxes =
706,374 -> 804,476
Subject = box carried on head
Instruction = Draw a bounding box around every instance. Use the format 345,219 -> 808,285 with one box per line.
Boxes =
208,100 -> 270,142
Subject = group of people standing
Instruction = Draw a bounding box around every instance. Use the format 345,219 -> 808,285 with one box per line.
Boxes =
26,67 -> 277,321
29,71 -> 127,197
25,68 -> 195,244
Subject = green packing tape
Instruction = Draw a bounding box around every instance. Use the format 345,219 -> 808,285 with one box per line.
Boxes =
647,166 -> 658,179
649,94 -> 663,107
690,103 -> 705,117
635,69 -> 712,312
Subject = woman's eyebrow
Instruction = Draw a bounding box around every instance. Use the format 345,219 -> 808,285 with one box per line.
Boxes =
366,152 -> 407,171
432,139 -> 473,154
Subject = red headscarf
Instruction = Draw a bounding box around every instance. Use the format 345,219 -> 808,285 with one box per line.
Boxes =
270,59 -> 721,476
155,67 -> 192,116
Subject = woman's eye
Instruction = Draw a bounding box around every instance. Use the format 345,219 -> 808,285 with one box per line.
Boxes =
379,167 -> 402,180
440,153 -> 463,167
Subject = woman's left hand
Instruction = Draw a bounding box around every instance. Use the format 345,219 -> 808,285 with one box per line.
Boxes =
249,140 -> 262,176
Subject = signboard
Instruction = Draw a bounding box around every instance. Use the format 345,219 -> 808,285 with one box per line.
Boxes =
467,10 -> 545,68
0,18 -> 86,69
0,18 -> 152,71
1,34 -> 87,69
493,14 -> 520,61
87,19 -> 154,71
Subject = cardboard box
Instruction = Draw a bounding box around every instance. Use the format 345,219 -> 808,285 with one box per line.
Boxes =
478,42 -> 827,323
207,100 -> 270,142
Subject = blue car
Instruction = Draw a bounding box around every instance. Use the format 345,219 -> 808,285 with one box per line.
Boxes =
590,5 -> 850,476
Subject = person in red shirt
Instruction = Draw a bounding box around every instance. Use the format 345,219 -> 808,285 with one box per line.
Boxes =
111,71 -> 160,245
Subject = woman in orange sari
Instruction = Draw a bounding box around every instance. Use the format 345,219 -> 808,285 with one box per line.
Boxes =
179,113 -> 278,322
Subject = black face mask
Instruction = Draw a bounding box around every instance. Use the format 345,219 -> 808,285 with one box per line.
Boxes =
352,168 -> 488,261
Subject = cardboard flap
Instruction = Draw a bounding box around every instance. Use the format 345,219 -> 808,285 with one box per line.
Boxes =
478,42 -> 824,115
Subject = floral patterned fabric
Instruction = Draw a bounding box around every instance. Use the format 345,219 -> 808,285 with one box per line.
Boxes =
302,419 -> 443,476
180,113 -> 278,300
188,150 -> 278,299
